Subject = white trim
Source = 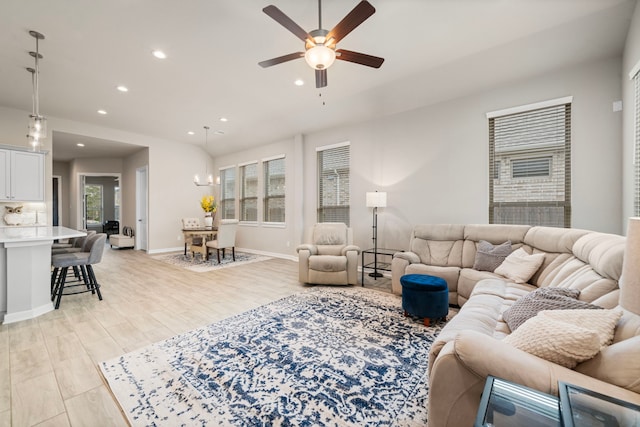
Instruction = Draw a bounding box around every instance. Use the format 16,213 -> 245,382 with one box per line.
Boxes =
486,96 -> 573,118
2,302 -> 53,324
629,59 -> 640,80
262,222 -> 286,228
238,247 -> 297,262
316,141 -> 350,152
262,154 -> 285,162
238,160 -> 258,167
218,164 -> 235,171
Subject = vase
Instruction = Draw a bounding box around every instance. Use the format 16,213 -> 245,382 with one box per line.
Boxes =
204,214 -> 214,228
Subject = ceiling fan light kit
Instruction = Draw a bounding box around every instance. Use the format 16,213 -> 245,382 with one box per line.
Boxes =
259,0 -> 384,88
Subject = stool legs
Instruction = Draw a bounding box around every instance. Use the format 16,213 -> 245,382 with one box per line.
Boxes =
50,264 -> 103,309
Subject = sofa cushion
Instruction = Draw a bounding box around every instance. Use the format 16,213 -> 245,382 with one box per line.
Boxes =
503,309 -> 622,368
309,255 -> 347,272
502,287 -> 600,331
494,248 -> 545,284
575,335 -> 640,394
472,240 -> 512,272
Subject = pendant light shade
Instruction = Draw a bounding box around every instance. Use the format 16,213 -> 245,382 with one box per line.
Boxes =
26,30 -> 46,152
194,126 -> 214,186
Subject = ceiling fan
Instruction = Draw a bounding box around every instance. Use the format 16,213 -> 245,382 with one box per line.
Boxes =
258,0 -> 384,88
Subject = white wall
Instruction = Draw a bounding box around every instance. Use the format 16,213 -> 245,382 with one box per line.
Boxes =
306,56 -> 623,251
622,1 -> 640,230
0,54 -> 628,256
212,138 -> 300,257
206,56 -> 623,258
0,108 -> 212,252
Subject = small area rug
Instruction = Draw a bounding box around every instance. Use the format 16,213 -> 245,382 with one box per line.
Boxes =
152,251 -> 270,272
100,287 -> 443,426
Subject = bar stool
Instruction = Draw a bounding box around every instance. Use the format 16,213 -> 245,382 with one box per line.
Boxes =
51,233 -> 106,309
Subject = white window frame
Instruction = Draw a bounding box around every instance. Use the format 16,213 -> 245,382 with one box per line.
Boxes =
239,161 -> 259,224
262,154 -> 286,226
316,141 -> 351,226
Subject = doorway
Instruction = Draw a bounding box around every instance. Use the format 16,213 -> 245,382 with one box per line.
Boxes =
78,173 -> 121,232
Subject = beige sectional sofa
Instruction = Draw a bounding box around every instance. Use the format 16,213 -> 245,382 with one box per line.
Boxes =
391,223 -> 640,427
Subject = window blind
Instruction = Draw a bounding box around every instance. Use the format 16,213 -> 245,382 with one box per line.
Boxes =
512,157 -> 551,178
263,157 -> 285,223
220,167 -> 236,220
489,102 -> 571,227
240,163 -> 258,222
317,144 -> 350,225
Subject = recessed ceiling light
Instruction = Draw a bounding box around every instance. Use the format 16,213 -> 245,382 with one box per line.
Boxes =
187,131 -> 195,135
152,50 -> 167,59
294,79 -> 304,86
219,117 -> 228,122
117,85 -> 128,92
214,130 -> 225,135
76,143 -> 85,147
97,109 -> 107,115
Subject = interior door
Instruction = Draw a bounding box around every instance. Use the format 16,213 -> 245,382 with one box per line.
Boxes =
136,166 -> 148,251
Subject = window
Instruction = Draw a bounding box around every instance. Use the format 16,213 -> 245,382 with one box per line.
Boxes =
263,156 -> 285,223
220,167 -> 236,219
317,142 -> 350,225
85,184 -> 103,225
240,162 -> 258,222
114,186 -> 121,221
488,98 -> 572,227
511,157 -> 551,178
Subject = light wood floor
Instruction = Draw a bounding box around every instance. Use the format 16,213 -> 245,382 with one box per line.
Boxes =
0,246 -> 391,426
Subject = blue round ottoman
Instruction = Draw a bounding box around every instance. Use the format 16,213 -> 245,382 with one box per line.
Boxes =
400,274 -> 449,326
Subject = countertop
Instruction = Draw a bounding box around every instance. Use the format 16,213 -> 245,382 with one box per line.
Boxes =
0,226 -> 85,243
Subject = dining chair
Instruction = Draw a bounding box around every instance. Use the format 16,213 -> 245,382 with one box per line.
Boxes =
205,219 -> 239,263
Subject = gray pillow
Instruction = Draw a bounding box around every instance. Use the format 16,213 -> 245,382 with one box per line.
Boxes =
473,240 -> 513,272
502,287 -> 602,332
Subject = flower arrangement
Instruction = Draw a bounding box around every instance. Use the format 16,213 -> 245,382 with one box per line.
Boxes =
200,195 -> 217,213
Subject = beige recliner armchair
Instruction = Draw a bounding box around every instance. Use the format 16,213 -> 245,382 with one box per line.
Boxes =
296,223 -> 360,285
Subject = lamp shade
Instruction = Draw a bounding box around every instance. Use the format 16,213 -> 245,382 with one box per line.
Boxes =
304,45 -> 336,70
620,217 -> 640,315
366,191 -> 387,208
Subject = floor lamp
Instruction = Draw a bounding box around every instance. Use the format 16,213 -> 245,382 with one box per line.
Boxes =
366,191 -> 387,278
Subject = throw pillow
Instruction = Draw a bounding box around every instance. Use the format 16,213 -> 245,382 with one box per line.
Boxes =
502,287 -> 599,332
472,240 -> 513,272
503,314 -> 601,368
494,248 -> 545,284
539,308 -> 622,348
503,309 -> 622,368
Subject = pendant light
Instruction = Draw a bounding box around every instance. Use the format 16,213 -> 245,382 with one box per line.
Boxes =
194,126 -> 214,186
26,30 -> 46,152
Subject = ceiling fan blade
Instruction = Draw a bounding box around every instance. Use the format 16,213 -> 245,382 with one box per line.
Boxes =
336,49 -> 384,68
258,52 -> 304,68
326,1 -> 375,45
263,5 -> 311,42
315,69 -> 327,88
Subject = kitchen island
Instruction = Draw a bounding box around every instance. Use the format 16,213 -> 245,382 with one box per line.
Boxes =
0,226 -> 85,324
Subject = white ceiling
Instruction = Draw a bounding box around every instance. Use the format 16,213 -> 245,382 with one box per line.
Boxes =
0,0 -> 635,161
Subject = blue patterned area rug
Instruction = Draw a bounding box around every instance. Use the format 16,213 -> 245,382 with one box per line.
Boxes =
152,251 -> 270,272
100,287 -> 443,426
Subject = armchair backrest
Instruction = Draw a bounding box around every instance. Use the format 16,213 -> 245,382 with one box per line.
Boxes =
217,219 -> 239,248
182,217 -> 200,229
311,223 -> 352,246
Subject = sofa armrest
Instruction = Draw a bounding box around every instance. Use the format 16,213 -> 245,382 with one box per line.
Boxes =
393,251 -> 420,264
342,245 -> 360,255
427,330 -> 640,427
296,244 -> 318,255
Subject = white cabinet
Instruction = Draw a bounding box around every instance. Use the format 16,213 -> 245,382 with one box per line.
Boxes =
0,149 -> 44,202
